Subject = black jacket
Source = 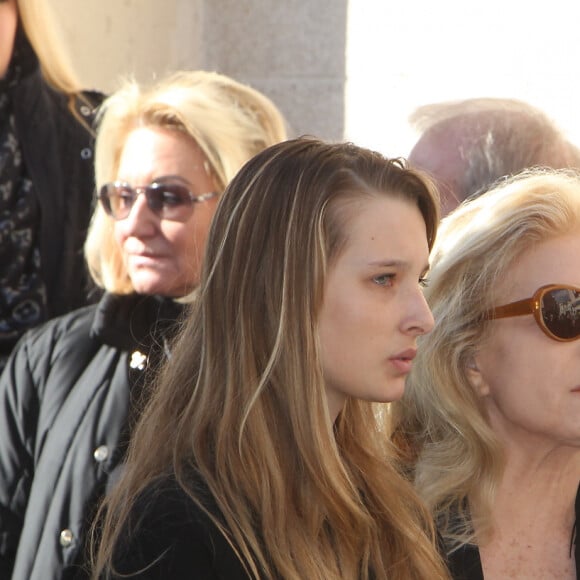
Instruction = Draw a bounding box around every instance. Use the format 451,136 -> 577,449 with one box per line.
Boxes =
1,29 -> 104,364
0,292 -> 183,580
11,68 -> 103,316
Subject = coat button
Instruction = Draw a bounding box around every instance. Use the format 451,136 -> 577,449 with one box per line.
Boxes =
80,147 -> 92,160
80,104 -> 92,116
60,529 -> 74,547
93,445 -> 109,462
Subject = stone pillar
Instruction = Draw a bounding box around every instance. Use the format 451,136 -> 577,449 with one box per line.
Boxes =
200,0 -> 347,139
53,0 -> 346,140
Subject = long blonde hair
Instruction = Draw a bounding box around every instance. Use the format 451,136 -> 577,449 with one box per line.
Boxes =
392,167 -> 580,550
84,70 -> 288,294
93,138 -> 448,579
17,0 -> 82,93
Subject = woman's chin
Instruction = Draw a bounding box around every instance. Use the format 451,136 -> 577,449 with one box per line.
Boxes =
130,275 -> 176,297
130,273 -> 194,297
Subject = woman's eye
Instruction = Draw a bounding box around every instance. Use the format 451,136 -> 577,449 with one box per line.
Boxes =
118,193 -> 134,208
373,274 -> 395,287
160,190 -> 183,206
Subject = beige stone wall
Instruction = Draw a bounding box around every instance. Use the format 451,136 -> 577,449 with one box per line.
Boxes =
52,0 -> 346,140
52,0 -> 203,88
200,0 -> 347,140
51,0 -> 580,159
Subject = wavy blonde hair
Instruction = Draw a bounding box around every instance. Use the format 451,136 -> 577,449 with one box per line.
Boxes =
17,0 -> 82,93
84,70 -> 288,294
92,138 -> 449,580
392,167 -> 580,551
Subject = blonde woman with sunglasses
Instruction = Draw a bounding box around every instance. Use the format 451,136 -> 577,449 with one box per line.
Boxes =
0,69 -> 287,580
392,167 -> 580,579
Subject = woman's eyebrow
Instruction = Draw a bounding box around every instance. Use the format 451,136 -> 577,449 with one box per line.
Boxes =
368,259 -> 407,268
151,174 -> 191,185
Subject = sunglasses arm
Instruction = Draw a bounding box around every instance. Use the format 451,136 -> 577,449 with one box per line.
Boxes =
488,298 -> 536,320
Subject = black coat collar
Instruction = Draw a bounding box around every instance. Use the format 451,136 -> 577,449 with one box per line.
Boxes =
90,293 -> 185,351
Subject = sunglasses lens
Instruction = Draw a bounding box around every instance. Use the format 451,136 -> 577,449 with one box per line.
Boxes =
541,287 -> 580,340
147,184 -> 193,220
99,183 -> 194,221
100,184 -> 135,219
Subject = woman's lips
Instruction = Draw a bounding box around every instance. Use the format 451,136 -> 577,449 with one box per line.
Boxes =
389,348 -> 417,374
127,253 -> 167,267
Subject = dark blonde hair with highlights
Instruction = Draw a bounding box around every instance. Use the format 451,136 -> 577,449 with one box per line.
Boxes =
93,137 -> 449,580
392,167 -> 580,552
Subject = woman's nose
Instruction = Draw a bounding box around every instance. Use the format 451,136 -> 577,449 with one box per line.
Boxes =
403,289 -> 435,336
117,194 -> 159,237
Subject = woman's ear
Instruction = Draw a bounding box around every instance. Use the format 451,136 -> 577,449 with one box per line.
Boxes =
465,356 -> 490,397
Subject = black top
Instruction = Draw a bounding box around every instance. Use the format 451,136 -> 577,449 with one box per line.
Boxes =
109,474 -> 251,579
446,484 -> 580,579
446,544 -> 484,580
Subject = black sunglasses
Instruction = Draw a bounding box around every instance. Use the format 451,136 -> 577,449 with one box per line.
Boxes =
487,284 -> 580,342
99,181 -> 218,222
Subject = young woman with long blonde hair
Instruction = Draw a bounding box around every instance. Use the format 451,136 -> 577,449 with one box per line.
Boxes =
92,137 -> 450,580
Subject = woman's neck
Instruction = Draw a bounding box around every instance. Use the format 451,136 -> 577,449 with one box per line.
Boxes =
500,439 -> 580,493
475,443 -> 580,580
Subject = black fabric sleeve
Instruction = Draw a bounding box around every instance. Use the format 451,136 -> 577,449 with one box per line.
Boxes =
108,477 -> 247,580
0,333 -> 42,578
